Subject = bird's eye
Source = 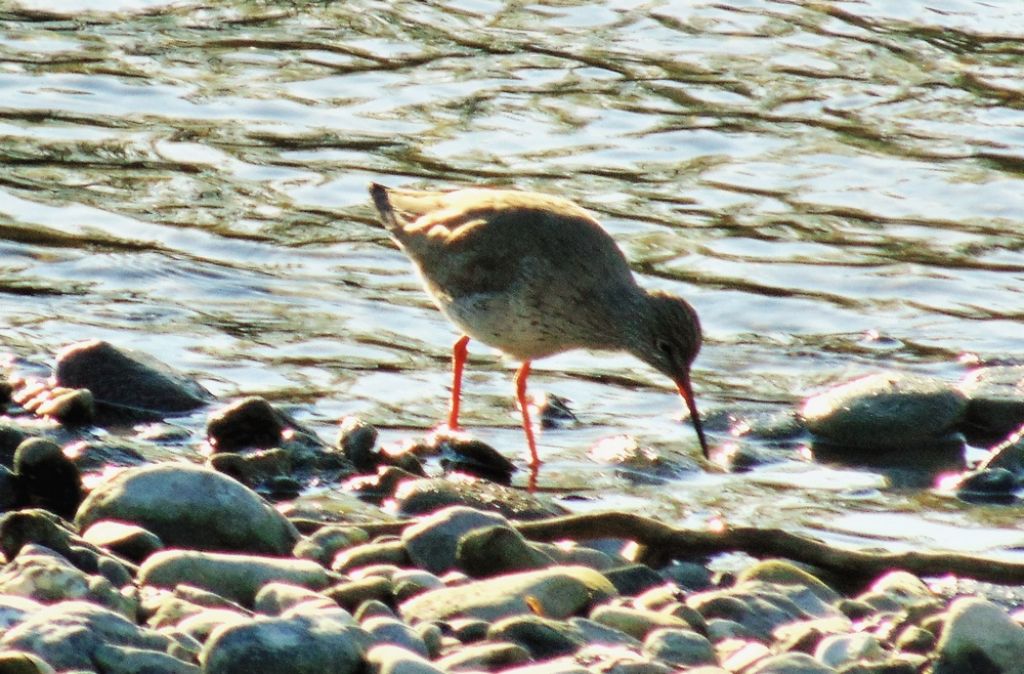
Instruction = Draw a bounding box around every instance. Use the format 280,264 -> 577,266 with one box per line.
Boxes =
655,338 -> 673,356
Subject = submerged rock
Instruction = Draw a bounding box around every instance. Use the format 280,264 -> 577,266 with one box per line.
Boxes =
802,372 -> 967,453
395,477 -> 568,520
960,365 -> 1024,439
75,463 -> 299,555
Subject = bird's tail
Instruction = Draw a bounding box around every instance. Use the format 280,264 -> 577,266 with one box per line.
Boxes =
369,182 -> 402,232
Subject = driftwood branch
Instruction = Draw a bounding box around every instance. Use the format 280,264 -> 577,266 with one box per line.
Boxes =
515,512 -> 1024,585
341,511 -> 1024,584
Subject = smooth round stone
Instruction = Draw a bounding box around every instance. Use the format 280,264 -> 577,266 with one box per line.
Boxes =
573,644 -> 672,674
934,597 -> 1024,674
801,372 -> 967,451
0,650 -> 57,674
365,644 -> 447,674
399,566 -> 617,623
391,570 -> 444,603
255,583 -> 334,616
487,615 -> 586,658
642,628 -> 716,668
456,524 -> 554,577
12,438 -> 83,521
206,396 -> 286,452
93,643 -> 198,674
0,600 -> 172,671
326,577 -> 394,610
567,617 -> 642,649
687,587 -> 818,642
814,632 -> 885,669
401,505 -> 509,575
202,614 -> 363,674
589,605 -> 692,640
435,641 -> 531,671
81,520 -> 163,563
394,477 -> 568,521
294,525 -> 370,565
0,595 -> 44,631
332,540 -> 409,573
363,617 -> 429,657
736,560 -> 839,605
960,366 -> 1024,437
139,550 -> 329,606
745,652 -> 834,674
601,564 -> 666,596
75,463 -> 299,555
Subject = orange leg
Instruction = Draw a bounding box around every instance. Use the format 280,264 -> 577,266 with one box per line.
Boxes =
514,360 -> 541,469
447,335 -> 471,430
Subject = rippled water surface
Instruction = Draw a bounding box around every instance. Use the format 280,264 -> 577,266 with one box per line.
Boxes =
3,0 -> 1024,553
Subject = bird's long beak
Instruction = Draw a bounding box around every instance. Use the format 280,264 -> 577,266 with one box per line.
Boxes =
675,373 -> 709,459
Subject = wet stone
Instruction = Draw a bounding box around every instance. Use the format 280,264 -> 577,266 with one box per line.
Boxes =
395,477 -> 568,520
206,396 -> 286,452
960,365 -> 1024,439
801,372 -> 967,452
363,616 -> 429,657
332,540 -> 409,573
602,564 -> 666,596
326,576 -> 394,611
12,438 -> 83,521
588,435 -> 697,484
437,435 -> 516,485
954,467 -> 1017,503
589,605 -> 694,640
75,463 -> 299,555
55,339 -> 211,420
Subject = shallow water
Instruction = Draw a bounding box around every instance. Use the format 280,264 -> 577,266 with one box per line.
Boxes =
2,1 -> 1024,555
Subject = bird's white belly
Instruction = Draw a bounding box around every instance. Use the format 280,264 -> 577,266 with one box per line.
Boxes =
439,292 -> 570,361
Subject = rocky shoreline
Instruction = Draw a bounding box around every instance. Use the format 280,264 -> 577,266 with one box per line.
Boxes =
1,340 -> 1024,673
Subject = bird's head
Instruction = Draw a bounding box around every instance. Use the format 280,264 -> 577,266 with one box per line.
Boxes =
631,290 -> 708,458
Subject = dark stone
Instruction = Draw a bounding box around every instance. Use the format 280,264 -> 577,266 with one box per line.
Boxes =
456,524 -> 553,577
0,424 -> 31,467
206,397 -> 286,452
395,477 -> 568,520
55,339 -> 211,420
487,615 -> 585,658
955,468 -> 1017,504
602,564 -> 667,596
439,436 -> 516,485
13,438 -> 82,520
337,417 -> 379,472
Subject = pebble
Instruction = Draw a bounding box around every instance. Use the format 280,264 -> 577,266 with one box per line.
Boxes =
11,438 -> 83,521
394,477 -> 568,520
801,372 -> 967,452
487,614 -> 587,658
75,463 -> 299,555
642,628 -> 716,668
455,524 -> 555,577
80,520 -> 164,564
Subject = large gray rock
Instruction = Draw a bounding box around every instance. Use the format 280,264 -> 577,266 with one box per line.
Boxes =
801,372 -> 967,452
55,339 -> 211,419
399,565 -> 617,623
0,600 -> 172,671
934,597 -> 1024,674
401,505 -> 509,574
139,550 -> 330,606
201,614 -> 364,674
75,463 -> 299,554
